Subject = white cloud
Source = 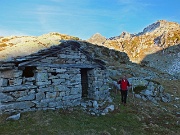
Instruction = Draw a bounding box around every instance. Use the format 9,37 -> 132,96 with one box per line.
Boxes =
117,0 -> 151,14
0,28 -> 29,37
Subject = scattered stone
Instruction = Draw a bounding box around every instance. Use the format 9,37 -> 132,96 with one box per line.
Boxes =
135,94 -> 141,99
92,101 -> 98,108
176,112 -> 180,117
106,105 -> 115,112
6,113 -> 21,121
125,77 -> 173,104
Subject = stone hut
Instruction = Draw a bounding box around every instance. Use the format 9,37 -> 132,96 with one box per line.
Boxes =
0,41 -> 109,114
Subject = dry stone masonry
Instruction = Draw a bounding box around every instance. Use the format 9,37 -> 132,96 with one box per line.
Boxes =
112,77 -> 173,104
0,41 -> 110,114
128,77 -> 172,103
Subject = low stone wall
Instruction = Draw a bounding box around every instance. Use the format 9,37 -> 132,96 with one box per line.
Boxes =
111,77 -> 173,104
128,78 -> 172,103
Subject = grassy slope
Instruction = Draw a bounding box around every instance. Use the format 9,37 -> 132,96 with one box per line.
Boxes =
0,84 -> 179,135
0,105 -> 142,135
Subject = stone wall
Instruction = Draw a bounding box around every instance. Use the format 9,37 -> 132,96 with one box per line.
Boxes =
0,45 -> 109,114
128,77 -> 172,103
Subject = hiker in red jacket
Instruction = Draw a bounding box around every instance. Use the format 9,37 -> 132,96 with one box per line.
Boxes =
117,76 -> 131,106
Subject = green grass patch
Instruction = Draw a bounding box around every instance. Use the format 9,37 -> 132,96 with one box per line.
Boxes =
0,92 -> 145,135
0,107 -> 143,135
133,85 -> 147,94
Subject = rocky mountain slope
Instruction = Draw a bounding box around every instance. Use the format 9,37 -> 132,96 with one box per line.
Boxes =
89,20 -> 180,62
142,44 -> 180,78
88,20 -> 180,77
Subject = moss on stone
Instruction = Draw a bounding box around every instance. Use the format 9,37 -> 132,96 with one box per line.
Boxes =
133,85 -> 147,94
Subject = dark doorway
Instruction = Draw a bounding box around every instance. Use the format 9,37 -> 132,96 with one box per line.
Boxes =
81,68 -> 89,97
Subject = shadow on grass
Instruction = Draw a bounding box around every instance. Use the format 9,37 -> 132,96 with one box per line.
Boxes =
1,90 -> 179,135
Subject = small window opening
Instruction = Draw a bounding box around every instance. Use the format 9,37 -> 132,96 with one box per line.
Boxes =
22,66 -> 36,78
51,72 -> 58,76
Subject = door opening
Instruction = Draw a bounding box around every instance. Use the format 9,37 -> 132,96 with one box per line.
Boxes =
80,68 -> 89,97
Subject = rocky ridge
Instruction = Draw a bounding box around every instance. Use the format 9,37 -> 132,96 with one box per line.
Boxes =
88,20 -> 180,77
88,20 -> 180,62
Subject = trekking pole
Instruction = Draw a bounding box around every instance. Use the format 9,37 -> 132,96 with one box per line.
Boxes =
131,81 -> 135,105
0,101 -> 2,114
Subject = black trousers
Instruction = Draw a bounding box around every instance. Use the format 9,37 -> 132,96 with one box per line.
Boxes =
121,90 -> 128,104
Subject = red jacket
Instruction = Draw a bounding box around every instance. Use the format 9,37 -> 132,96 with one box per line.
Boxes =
118,79 -> 130,90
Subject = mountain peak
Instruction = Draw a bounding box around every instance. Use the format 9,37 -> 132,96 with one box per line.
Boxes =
89,33 -> 105,38
139,20 -> 180,35
87,33 -> 106,45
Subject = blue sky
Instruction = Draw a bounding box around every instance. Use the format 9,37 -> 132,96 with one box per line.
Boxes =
0,0 -> 180,39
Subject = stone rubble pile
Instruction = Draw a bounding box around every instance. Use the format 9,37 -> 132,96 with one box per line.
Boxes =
128,78 -> 172,103
80,97 -> 114,116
